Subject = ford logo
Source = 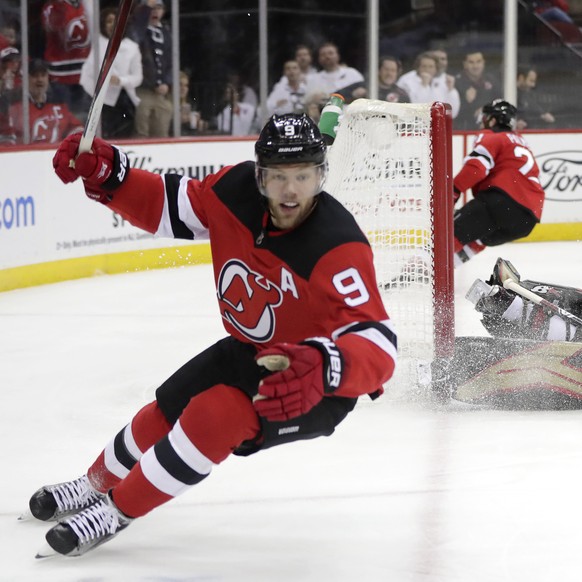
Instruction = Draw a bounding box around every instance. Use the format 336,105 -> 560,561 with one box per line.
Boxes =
537,150 -> 582,202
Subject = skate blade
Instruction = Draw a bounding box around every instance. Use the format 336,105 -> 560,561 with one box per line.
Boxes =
35,542 -> 58,559
18,509 -> 33,521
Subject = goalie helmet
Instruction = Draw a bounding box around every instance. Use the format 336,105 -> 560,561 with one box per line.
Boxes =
481,99 -> 517,131
255,113 -> 328,197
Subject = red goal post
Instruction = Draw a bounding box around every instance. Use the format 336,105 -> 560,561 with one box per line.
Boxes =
326,100 -> 455,388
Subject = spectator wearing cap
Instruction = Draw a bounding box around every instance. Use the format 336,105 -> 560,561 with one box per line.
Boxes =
0,46 -> 21,144
41,0 -> 91,120
0,24 -> 18,49
3,59 -> 83,145
0,46 -> 21,97
81,6 -> 142,139
128,0 -> 173,138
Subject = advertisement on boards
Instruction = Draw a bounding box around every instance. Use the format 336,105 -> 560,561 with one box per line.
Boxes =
0,140 -> 255,271
1,131 -> 582,274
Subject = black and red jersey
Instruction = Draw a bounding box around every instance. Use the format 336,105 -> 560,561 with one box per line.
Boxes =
100,161 -> 397,399
454,129 -> 545,220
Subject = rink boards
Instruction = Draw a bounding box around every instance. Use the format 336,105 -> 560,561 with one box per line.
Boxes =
1,130 -> 582,292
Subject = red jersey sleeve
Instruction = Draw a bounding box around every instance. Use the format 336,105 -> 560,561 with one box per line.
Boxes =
100,167 -> 231,236
306,242 -> 397,398
99,169 -> 166,232
453,132 -> 497,193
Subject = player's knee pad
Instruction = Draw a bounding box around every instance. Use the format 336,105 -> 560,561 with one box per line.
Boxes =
179,385 -> 261,464
131,401 -> 173,452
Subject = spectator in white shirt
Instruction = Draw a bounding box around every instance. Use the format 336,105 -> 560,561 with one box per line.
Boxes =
274,44 -> 317,89
335,55 -> 411,104
397,51 -> 460,118
266,60 -> 307,116
226,71 -> 258,109
294,44 -> 317,81
428,49 -> 460,117
305,41 -> 364,96
216,82 -> 256,136
80,6 -> 142,138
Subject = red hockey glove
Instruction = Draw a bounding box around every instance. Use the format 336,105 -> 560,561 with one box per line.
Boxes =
52,133 -> 129,202
253,338 -> 344,422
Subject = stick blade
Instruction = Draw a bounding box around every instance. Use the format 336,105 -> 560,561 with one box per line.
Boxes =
256,354 -> 290,372
493,257 -> 521,286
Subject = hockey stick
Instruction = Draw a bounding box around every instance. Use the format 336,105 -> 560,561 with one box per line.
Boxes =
496,257 -> 582,327
252,354 -> 290,402
76,0 -> 135,156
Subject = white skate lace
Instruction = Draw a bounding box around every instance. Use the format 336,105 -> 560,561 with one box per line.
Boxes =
67,499 -> 119,544
49,476 -> 101,512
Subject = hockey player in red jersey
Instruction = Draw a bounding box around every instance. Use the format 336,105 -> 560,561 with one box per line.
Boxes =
28,113 -> 397,557
453,99 -> 545,266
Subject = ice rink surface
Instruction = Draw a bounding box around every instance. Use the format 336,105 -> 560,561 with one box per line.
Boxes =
2,241 -> 582,582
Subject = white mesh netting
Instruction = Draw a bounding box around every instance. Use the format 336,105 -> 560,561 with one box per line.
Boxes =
326,99 -> 442,388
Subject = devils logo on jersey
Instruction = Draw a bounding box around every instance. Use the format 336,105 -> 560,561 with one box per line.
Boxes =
217,259 -> 283,343
65,16 -> 90,51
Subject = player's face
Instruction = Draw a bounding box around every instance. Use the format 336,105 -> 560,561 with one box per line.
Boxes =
262,163 -> 322,229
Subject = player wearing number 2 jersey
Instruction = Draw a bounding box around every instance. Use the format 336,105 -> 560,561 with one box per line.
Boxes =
27,113 -> 396,557
452,99 -> 545,266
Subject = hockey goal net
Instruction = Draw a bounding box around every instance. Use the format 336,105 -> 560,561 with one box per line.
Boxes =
326,99 -> 454,390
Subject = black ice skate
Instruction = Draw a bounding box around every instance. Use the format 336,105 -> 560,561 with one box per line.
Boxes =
28,475 -> 105,522
39,494 -> 132,557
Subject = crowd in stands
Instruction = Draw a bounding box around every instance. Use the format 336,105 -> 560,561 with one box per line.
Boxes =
0,0 -> 568,145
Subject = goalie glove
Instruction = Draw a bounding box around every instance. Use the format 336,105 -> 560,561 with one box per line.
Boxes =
52,133 -> 129,203
253,338 -> 344,422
